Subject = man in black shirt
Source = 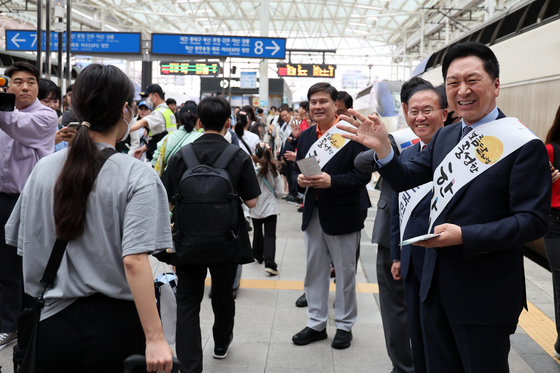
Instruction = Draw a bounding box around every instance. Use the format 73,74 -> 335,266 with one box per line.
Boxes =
163,96 -> 260,373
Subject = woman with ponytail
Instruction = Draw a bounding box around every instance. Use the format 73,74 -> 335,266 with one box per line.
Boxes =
250,143 -> 286,275
235,109 -> 260,156
5,64 -> 174,373
152,100 -> 203,175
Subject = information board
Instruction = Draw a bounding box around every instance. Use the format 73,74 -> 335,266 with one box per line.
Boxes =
277,63 -> 336,78
5,30 -> 141,53
160,62 -> 219,76
152,34 -> 286,59
240,72 -> 257,89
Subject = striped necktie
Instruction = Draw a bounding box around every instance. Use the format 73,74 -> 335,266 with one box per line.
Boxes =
461,125 -> 473,139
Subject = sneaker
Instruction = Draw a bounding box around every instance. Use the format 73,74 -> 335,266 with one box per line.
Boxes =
213,333 -> 233,359
0,332 -> 17,350
555,339 -> 560,358
265,267 -> 278,276
292,327 -> 327,346
331,329 -> 352,349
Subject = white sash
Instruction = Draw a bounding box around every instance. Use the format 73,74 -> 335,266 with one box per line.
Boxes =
428,117 -> 538,232
390,127 -> 420,155
305,120 -> 352,169
398,182 -> 432,242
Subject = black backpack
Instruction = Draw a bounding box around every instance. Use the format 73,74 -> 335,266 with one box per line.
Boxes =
172,143 -> 241,264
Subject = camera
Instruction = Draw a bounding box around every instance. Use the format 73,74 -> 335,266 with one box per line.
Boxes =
0,75 -> 15,111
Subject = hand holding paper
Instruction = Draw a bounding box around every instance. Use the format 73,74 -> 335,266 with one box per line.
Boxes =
412,223 -> 464,247
297,156 -> 322,177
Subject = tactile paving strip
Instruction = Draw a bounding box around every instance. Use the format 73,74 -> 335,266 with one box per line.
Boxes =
518,300 -> 560,363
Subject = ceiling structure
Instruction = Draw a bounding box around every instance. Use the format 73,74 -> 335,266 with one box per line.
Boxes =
0,0 -> 526,65
0,0 -> 527,90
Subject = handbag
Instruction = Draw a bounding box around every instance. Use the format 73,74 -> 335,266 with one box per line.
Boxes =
13,147 -> 116,373
13,239 -> 68,373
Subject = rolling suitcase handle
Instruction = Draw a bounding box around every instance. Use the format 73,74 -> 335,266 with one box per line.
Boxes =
123,354 -> 181,373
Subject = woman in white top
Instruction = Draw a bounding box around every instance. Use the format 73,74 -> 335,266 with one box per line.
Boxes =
234,110 -> 260,156
249,143 -> 286,275
5,64 -> 174,373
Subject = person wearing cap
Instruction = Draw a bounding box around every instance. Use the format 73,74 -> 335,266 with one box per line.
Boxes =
128,100 -> 152,161
130,84 -> 177,160
152,100 -> 203,175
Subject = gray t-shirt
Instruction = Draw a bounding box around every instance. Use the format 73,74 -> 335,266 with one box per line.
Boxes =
5,143 -> 173,320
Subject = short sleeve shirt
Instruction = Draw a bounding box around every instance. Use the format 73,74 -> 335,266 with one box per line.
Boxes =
5,143 -> 173,320
145,103 -> 169,135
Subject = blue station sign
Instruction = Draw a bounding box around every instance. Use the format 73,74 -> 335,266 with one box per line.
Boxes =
151,33 -> 286,59
5,30 -> 141,54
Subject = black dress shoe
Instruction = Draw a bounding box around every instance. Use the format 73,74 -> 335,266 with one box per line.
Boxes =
292,327 -> 327,346
331,329 -> 352,349
295,293 -> 307,307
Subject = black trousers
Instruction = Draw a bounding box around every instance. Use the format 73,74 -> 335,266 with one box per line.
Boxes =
403,261 -> 427,373
0,193 -> 22,333
37,294 -> 145,373
251,215 -> 278,268
176,262 -> 237,373
421,266 -> 516,373
544,211 -> 560,342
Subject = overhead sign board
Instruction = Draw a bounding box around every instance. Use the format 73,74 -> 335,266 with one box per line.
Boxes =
5,30 -> 141,53
160,62 -> 219,76
277,63 -> 336,78
152,33 -> 286,59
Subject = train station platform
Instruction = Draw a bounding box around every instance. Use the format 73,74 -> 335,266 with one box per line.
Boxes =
1,187 -> 559,372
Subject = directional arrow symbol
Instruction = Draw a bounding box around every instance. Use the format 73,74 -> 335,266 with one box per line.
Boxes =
11,32 -> 25,48
265,41 -> 280,56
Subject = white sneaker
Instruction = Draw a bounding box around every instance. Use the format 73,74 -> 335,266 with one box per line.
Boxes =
0,332 -> 17,350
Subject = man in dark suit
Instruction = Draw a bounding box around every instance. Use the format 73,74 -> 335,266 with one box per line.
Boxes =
291,82 -> 370,350
339,42 -> 551,372
388,83 -> 447,373
353,77 -> 433,373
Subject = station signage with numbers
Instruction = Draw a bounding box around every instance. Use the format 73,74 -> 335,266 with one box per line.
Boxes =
160,62 -> 219,75
152,33 -> 286,59
277,63 -> 336,78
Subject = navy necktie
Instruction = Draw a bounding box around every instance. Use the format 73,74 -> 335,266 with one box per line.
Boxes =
461,125 -> 473,139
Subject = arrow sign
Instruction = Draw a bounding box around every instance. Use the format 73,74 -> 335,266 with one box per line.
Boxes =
5,30 -> 141,53
265,41 -> 280,56
152,34 -> 286,59
10,32 -> 26,48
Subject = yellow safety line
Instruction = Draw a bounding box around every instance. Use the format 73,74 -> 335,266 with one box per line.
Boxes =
518,300 -> 560,363
203,278 -> 558,364
204,278 -> 379,293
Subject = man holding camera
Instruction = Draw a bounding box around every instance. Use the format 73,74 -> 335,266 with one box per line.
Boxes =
0,61 -> 58,349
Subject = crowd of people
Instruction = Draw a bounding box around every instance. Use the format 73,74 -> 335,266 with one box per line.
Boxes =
0,40 -> 559,373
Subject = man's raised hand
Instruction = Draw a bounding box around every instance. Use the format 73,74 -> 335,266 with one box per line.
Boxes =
338,109 -> 392,158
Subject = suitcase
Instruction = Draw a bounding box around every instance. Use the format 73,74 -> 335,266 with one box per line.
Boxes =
123,354 -> 181,373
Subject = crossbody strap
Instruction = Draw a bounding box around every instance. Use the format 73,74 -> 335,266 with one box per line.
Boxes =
260,174 -> 277,198
166,131 -> 193,164
40,147 -> 117,292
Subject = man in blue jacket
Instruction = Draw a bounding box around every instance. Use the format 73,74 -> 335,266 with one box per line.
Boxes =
339,42 -> 551,372
389,83 -> 447,373
291,82 -> 370,350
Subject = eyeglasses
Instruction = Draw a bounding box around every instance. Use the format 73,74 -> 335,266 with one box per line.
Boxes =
407,108 -> 441,117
